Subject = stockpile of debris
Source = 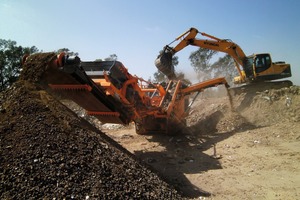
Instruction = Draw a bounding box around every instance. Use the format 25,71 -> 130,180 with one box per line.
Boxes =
187,84 -> 300,133
0,53 -> 183,199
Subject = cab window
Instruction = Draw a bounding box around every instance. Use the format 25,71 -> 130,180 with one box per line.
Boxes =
255,54 -> 271,73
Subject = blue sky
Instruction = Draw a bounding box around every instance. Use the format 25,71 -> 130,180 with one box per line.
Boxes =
1,0 -> 299,85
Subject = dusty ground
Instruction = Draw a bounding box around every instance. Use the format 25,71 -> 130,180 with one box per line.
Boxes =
105,85 -> 300,200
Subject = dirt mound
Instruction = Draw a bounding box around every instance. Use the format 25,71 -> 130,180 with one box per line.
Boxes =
0,53 -> 183,199
19,52 -> 56,83
187,85 -> 300,133
236,85 -> 300,126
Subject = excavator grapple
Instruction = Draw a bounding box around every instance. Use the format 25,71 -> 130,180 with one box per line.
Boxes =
23,52 -> 229,134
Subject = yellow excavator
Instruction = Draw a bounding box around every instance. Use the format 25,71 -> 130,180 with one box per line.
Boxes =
155,27 -> 292,85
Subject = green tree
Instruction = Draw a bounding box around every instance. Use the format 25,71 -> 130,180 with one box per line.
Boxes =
211,54 -> 237,84
176,71 -> 192,85
56,48 -> 78,56
189,48 -> 239,83
94,54 -> 118,62
0,39 -> 39,91
104,54 -> 118,61
189,48 -> 217,79
153,70 -> 167,83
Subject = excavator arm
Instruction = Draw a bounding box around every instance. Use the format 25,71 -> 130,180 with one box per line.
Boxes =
155,27 -> 251,82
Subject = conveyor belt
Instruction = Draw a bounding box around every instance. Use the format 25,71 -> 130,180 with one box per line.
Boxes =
37,54 -> 134,124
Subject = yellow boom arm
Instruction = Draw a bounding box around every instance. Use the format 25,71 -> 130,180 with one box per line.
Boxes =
167,27 -> 247,82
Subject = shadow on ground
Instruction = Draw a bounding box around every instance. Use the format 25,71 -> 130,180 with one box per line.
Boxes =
132,111 -> 259,198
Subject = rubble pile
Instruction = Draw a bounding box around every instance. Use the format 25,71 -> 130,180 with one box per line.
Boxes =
0,53 -> 183,199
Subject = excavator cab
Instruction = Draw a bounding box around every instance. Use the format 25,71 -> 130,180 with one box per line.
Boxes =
250,53 -> 291,81
253,54 -> 272,73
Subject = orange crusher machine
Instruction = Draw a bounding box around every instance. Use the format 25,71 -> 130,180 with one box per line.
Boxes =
25,53 -> 229,134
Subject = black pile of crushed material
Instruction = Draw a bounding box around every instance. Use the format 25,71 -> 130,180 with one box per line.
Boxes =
0,53 -> 183,199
